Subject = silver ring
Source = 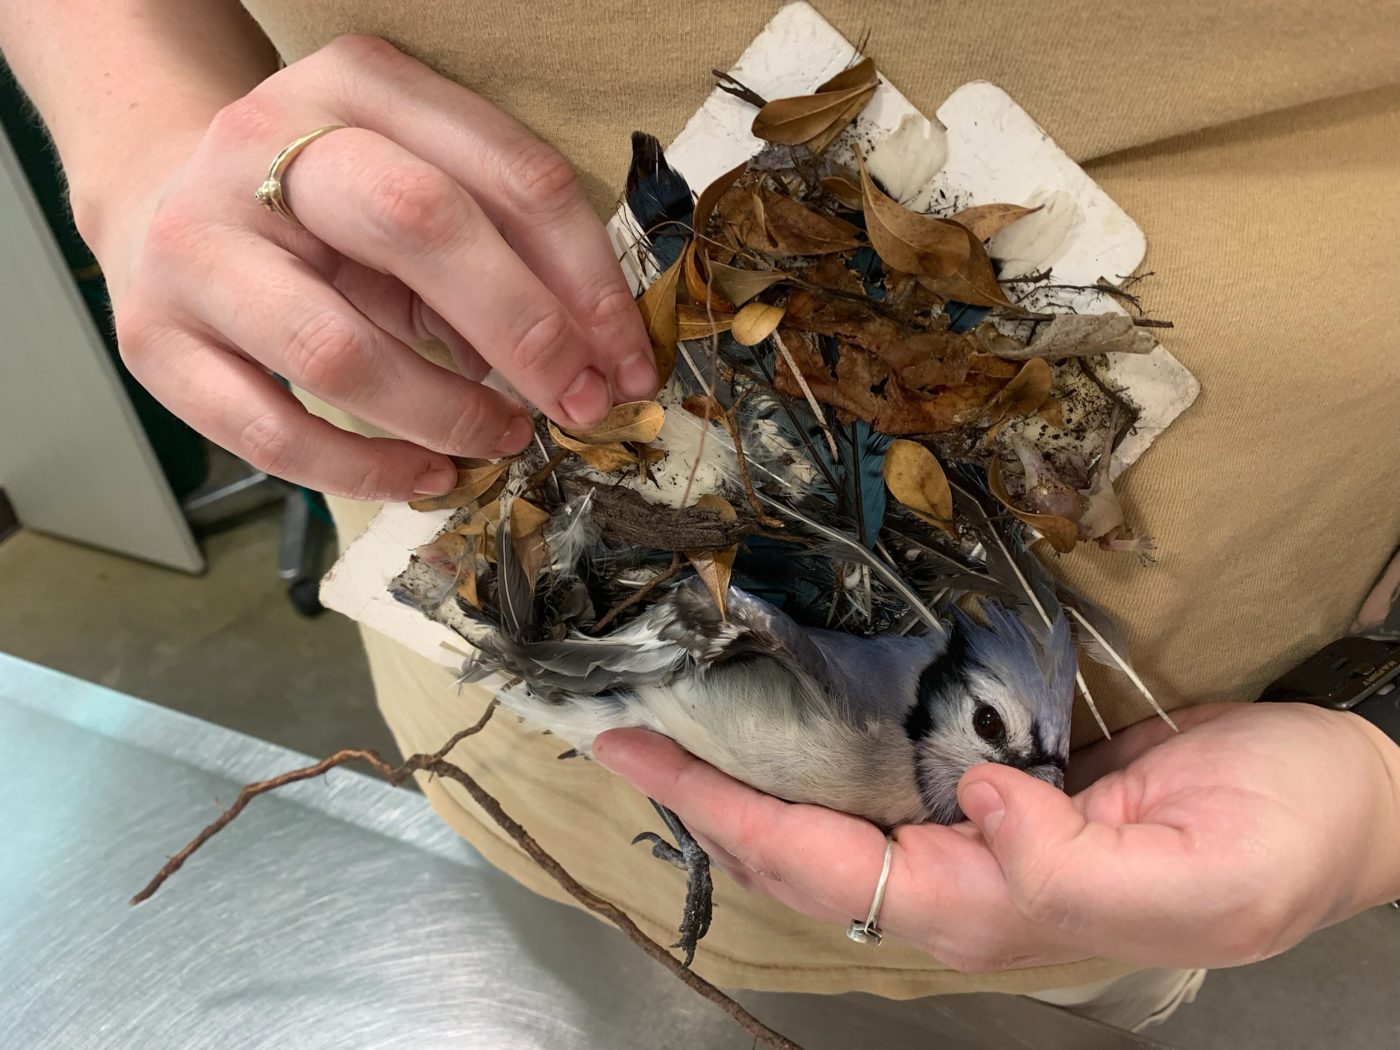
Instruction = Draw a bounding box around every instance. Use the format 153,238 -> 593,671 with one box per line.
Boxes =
847,834 -> 895,946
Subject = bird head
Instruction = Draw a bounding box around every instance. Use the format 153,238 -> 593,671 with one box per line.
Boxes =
905,603 -> 1077,823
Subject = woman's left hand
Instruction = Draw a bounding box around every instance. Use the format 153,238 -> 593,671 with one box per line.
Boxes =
594,702 -> 1400,973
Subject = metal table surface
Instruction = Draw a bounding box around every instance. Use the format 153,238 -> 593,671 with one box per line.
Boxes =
0,654 -> 1172,1049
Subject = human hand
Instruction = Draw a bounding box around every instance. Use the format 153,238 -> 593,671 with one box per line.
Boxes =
594,702 -> 1400,972
88,35 -> 655,500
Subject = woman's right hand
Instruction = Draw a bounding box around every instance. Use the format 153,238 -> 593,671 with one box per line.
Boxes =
90,35 -> 657,501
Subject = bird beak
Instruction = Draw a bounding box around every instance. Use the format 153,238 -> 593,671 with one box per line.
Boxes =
1023,761 -> 1066,790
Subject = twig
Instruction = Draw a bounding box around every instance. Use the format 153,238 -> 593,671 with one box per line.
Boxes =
527,448 -> 569,490
131,700 -> 500,905
130,702 -> 801,1050
711,70 -> 768,109
590,554 -> 683,634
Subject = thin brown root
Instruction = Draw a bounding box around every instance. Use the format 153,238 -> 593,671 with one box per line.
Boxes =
130,703 -> 801,1050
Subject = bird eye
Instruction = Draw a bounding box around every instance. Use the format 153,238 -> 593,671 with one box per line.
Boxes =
973,704 -> 1005,742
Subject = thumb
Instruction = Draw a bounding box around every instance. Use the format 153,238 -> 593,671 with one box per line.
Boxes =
958,763 -> 1097,917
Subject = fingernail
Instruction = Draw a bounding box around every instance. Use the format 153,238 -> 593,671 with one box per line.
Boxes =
961,781 -> 1005,838
413,462 -> 459,496
492,415 -> 533,456
560,367 -> 610,427
615,349 -> 659,400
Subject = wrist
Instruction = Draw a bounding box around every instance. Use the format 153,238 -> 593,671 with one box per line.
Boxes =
1338,709 -> 1400,909
67,119 -> 209,273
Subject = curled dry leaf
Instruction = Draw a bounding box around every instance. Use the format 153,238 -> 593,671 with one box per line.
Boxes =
638,254 -> 683,383
415,532 -> 469,573
682,394 -> 727,421
917,227 -> 1012,308
457,545 -> 483,607
686,494 -> 739,618
565,400 -> 666,445
692,161 -> 748,245
997,312 -> 1158,361
882,439 -> 953,531
508,496 -> 552,587
974,358 -> 1053,428
859,159 -> 969,278
707,262 -> 787,305
547,420 -> 639,472
988,457 -> 1079,554
409,458 -> 516,512
451,498 -> 502,562
950,202 -> 1040,242
676,304 -> 736,341
751,56 -> 878,155
732,301 -> 787,346
819,175 -> 864,209
682,241 -> 731,311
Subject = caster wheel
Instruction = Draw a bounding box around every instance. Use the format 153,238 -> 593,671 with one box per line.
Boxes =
289,578 -> 325,618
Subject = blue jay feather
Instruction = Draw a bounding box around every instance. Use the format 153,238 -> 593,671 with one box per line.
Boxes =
624,131 -> 693,272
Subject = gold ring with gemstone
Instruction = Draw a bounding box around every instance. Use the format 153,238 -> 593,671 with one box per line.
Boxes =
254,124 -> 347,227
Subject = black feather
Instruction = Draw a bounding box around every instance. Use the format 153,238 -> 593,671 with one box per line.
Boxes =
625,131 -> 693,270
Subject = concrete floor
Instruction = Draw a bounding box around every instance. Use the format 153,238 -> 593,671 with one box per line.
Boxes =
1,498 -> 1397,1049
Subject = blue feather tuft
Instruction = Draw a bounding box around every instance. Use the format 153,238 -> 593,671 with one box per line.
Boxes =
826,421 -> 893,548
944,301 -> 990,332
625,131 -> 693,271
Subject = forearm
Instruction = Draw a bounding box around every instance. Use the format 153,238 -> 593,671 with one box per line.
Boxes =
0,0 -> 277,249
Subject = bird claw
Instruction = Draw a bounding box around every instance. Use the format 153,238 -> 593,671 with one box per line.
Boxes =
632,800 -> 713,968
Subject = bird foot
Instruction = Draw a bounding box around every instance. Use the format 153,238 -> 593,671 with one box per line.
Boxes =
632,800 -> 713,968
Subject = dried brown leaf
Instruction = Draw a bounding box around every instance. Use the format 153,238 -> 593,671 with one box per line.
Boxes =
751,57 -> 877,154
950,202 -> 1040,242
917,227 -> 1012,308
707,262 -> 787,306
452,499 -> 502,562
974,358 -> 1053,427
988,458 -> 1079,553
638,255 -> 683,383
564,400 -> 666,445
547,420 -> 639,472
717,180 -> 861,256
414,532 -> 469,574
968,352 -> 1022,378
875,377 -> 1003,435
771,332 -> 1001,436
676,304 -> 736,341
859,159 -> 969,278
784,291 -> 971,390
455,534 -> 484,609
1038,399 -> 1066,428
686,495 -> 739,619
408,458 -> 516,512
819,174 -> 864,209
731,301 -> 787,346
999,313 -> 1158,361
882,439 -> 952,531
692,161 -> 749,241
509,497 -> 550,539
681,394 -> 727,421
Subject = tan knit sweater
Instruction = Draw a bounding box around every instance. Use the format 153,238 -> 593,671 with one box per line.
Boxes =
253,0 -> 1400,996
